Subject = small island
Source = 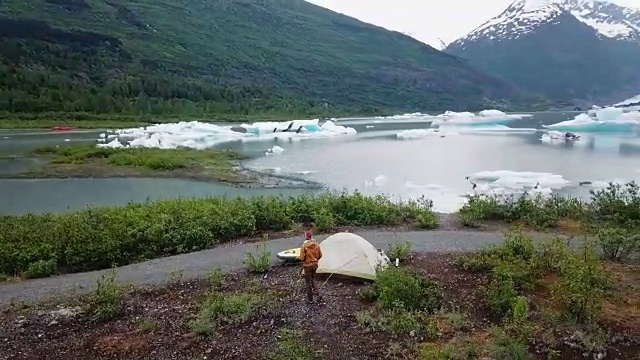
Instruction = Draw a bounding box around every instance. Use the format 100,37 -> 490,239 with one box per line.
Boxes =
4,142 -> 316,188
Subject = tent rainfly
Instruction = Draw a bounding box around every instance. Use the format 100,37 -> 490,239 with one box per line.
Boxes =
317,232 -> 390,280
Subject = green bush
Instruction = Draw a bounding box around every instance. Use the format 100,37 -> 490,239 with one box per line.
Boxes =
375,267 -> 443,313
595,226 -> 640,261
85,271 -> 128,323
551,244 -> 610,324
459,182 -> 640,231
387,240 -> 412,261
244,243 -> 272,274
0,191 -> 434,279
459,231 -> 612,325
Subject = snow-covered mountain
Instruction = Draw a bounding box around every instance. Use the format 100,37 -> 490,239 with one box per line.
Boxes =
450,0 -> 640,48
446,0 -> 640,102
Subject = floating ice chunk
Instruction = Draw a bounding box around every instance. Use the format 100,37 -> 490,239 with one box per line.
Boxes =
459,125 -> 537,134
615,94 -> 640,107
265,145 -> 285,156
99,133 -> 106,138
97,138 -> 125,148
478,109 -> 506,117
404,181 -> 467,213
396,128 -> 457,140
64,139 -> 70,142
468,170 -> 570,193
375,112 -> 431,119
545,107 -> 640,133
241,119 -> 321,134
365,125 -> 375,129
397,125 -> 534,140
99,120 -> 355,149
431,109 -> 530,127
365,175 -> 388,188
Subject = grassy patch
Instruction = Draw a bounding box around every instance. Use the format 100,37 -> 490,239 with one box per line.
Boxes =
84,271 -> 129,323
188,289 -> 282,337
387,240 -> 413,262
267,329 -> 316,360
453,230 -> 636,357
244,242 -> 272,274
0,191 -> 436,279
355,267 -> 444,338
29,143 -> 248,182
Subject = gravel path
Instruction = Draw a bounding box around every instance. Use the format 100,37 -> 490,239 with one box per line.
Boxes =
0,230 -> 553,306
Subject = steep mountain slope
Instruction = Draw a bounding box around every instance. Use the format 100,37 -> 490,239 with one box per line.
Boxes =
446,0 -> 640,103
0,0 -> 539,117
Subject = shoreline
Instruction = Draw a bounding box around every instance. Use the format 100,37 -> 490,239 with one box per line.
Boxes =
0,112 -> 382,130
0,160 -> 327,190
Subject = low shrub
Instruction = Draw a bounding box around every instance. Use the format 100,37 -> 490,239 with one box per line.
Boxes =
595,226 -> 639,261
189,290 -> 280,336
459,231 -> 612,325
458,182 -> 640,231
84,271 -> 128,323
387,240 -> 412,261
0,191 -> 435,279
375,267 -> 443,313
245,243 -> 271,274
551,244 -> 610,324
355,307 -> 439,338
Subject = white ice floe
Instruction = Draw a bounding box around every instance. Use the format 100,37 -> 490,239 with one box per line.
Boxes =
396,125 -> 535,140
466,170 -> 571,198
544,106 -> 640,133
374,112 -> 432,119
97,120 -> 356,149
265,145 -> 284,156
364,175 -> 388,189
431,109 -> 531,127
403,182 -> 467,214
396,128 -> 458,140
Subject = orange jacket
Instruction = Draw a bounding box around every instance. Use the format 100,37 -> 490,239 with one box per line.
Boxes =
299,239 -> 322,267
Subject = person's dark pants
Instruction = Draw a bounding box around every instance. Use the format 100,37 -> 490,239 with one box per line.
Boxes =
303,263 -> 318,301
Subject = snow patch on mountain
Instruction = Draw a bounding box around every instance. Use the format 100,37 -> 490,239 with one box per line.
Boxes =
450,0 -> 640,48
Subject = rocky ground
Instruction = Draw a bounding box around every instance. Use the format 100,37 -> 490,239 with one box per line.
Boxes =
1,252 -> 637,360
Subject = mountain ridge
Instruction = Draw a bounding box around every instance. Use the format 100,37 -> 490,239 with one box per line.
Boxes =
0,0 -> 546,119
449,0 -> 640,49
446,0 -> 640,103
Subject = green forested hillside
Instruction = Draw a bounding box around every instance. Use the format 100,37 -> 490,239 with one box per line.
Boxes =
0,0 -> 543,120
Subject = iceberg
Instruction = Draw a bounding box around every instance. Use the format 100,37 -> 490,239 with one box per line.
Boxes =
240,119 -> 321,134
396,125 -> 536,140
614,94 -> 640,109
431,109 -> 531,127
265,145 -> 284,156
396,128 -> 458,140
97,120 -> 356,149
467,170 -> 570,198
544,107 -> 640,133
374,112 -> 432,119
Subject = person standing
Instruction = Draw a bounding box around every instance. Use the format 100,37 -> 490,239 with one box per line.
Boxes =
299,230 -> 322,302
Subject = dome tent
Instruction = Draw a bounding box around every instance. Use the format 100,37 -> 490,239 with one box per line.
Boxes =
317,232 -> 390,280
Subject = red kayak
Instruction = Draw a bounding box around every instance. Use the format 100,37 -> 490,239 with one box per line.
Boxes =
50,126 -> 76,131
